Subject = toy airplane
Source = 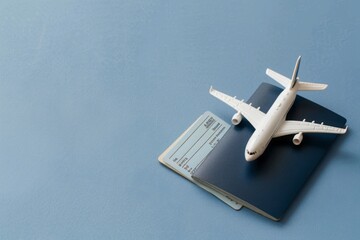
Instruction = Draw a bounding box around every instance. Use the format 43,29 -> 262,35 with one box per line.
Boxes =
210,56 -> 348,161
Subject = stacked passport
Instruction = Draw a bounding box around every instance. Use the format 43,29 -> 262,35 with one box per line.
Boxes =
159,83 -> 346,221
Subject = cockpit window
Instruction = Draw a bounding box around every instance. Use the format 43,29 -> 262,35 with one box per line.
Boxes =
246,150 -> 257,155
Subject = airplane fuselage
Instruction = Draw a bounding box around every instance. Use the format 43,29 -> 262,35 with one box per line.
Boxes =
245,85 -> 298,161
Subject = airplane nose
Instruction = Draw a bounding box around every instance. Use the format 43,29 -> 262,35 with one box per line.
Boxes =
245,153 -> 255,162
245,148 -> 259,161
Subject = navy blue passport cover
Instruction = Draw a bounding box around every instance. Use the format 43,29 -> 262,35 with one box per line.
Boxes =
192,83 -> 347,221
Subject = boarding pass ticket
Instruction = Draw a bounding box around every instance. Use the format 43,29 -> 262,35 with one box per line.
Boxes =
158,111 -> 242,210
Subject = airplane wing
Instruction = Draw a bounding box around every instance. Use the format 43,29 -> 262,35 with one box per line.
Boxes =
209,86 -> 265,129
274,120 -> 348,137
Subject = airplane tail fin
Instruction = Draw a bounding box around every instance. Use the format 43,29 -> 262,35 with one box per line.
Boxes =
266,56 -> 327,91
290,56 -> 301,88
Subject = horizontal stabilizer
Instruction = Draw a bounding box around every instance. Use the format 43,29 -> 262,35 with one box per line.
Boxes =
266,68 -> 290,88
297,81 -> 328,91
266,68 -> 328,91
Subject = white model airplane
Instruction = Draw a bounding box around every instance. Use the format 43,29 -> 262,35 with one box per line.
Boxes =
210,56 -> 348,161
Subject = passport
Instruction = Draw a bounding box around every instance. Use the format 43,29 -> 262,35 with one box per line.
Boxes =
192,82 -> 347,221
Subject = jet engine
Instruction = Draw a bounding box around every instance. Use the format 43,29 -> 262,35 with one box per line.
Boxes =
292,132 -> 303,145
231,112 -> 242,125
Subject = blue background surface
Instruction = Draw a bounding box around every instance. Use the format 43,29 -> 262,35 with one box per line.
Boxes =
0,1 -> 359,239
